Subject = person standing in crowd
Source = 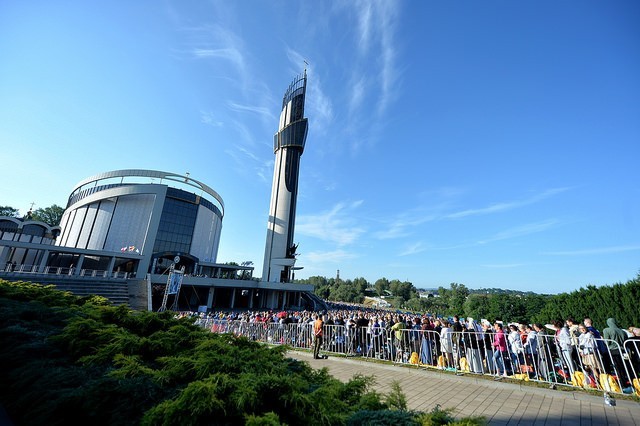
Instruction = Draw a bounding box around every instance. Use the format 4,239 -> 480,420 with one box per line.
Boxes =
440,320 -> 455,368
603,317 -> 629,385
463,319 -> 482,373
481,320 -> 495,374
577,323 -> 601,380
313,314 -> 324,359
492,322 -> 508,378
566,317 -> 581,368
533,323 -> 552,380
410,317 -> 422,355
344,315 -> 356,355
391,315 -> 408,361
507,324 -> 524,371
554,319 -> 575,378
583,317 -> 607,357
433,319 -> 443,363
523,324 -> 539,377
452,315 -> 464,360
356,312 -> 369,355
368,316 -> 383,358
420,317 -> 434,365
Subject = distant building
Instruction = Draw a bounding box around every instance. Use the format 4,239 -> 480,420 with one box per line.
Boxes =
0,217 -> 60,270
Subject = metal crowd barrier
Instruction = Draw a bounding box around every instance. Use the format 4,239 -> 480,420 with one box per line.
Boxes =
201,320 -> 640,396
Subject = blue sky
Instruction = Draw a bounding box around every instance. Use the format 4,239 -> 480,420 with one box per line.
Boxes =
1,1 -> 639,294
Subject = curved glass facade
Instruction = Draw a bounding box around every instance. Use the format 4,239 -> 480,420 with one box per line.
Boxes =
152,197 -> 198,254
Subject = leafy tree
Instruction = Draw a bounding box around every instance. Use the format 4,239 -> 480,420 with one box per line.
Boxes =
531,275 -> 640,330
307,275 -> 331,299
31,204 -> 64,226
0,206 -> 19,217
437,283 -> 470,315
463,293 -> 491,320
352,277 -> 370,295
374,278 -> 390,297
390,281 -> 417,302
403,297 -> 428,312
329,280 -> 363,304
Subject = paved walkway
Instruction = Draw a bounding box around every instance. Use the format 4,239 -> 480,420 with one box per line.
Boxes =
288,350 -> 640,426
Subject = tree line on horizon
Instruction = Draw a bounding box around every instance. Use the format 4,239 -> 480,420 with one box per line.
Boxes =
296,274 -> 640,331
0,204 -> 64,226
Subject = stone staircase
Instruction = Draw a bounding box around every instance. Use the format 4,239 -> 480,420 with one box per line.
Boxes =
0,273 -> 131,306
52,280 -> 130,305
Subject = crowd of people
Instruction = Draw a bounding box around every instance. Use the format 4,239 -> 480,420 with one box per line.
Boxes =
180,302 -> 640,394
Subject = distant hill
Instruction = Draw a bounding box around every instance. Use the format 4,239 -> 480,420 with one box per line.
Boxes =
469,288 -> 544,296
416,287 -> 546,297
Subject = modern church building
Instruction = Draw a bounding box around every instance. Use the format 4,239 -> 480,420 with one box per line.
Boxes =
0,72 -> 324,312
57,169 -> 225,280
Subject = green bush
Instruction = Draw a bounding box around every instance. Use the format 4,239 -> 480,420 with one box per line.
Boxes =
0,280 -> 487,426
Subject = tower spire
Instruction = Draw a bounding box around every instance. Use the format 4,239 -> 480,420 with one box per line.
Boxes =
262,72 -> 309,283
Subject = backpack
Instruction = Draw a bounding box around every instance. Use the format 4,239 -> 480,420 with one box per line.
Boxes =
570,371 -> 586,389
409,352 -> 419,365
437,355 -> 447,368
599,373 -> 621,393
632,378 -> 640,396
459,357 -> 470,372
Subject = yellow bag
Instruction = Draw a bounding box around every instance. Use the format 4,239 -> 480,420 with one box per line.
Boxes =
599,373 -> 621,393
459,357 -> 470,372
632,378 -> 640,396
512,373 -> 529,381
437,355 -> 447,368
409,352 -> 419,365
570,371 -> 586,388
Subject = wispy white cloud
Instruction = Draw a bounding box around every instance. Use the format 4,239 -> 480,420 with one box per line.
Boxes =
374,225 -> 411,241
224,145 -> 272,183
376,2 -> 400,115
476,220 -> 559,245
227,102 -> 275,121
182,25 -> 249,81
375,188 -> 569,242
348,77 -> 367,117
200,110 -> 223,127
373,206 -> 444,240
191,47 -> 242,65
355,1 -> 373,54
398,242 -> 426,256
448,187 -> 571,219
237,146 -> 261,163
351,0 -> 400,116
297,200 -> 365,245
304,249 -> 359,264
544,245 -> 640,256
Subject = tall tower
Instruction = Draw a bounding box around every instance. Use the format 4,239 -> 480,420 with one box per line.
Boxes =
262,71 -> 308,282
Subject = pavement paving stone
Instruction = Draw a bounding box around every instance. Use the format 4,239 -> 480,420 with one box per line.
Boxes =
288,350 -> 640,425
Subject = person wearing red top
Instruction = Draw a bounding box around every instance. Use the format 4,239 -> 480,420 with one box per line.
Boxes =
492,323 -> 508,377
